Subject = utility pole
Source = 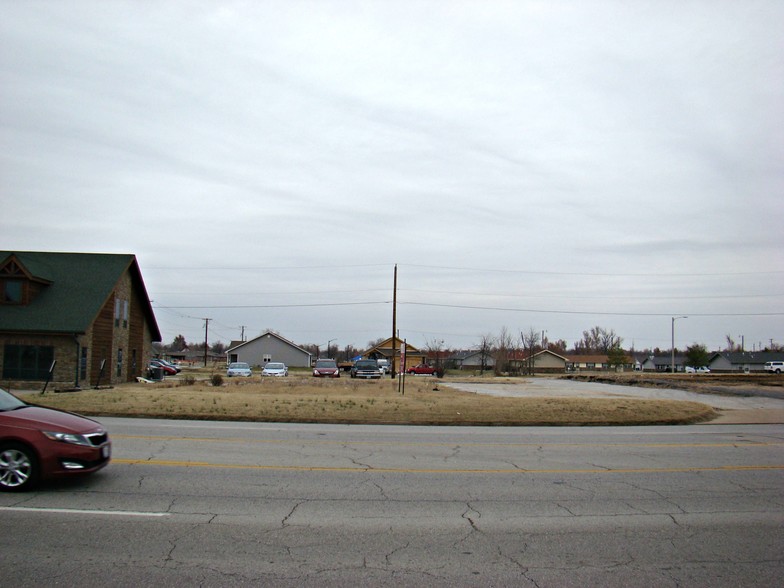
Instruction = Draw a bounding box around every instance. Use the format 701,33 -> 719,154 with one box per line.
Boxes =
203,318 -> 211,367
671,316 -> 686,373
240,325 -> 246,341
391,264 -> 397,378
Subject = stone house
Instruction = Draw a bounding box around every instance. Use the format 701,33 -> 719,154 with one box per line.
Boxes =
0,251 -> 161,389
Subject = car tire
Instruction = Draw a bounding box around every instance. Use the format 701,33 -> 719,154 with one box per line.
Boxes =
0,442 -> 39,492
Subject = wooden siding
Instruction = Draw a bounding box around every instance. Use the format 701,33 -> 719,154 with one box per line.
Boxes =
90,293 -> 115,385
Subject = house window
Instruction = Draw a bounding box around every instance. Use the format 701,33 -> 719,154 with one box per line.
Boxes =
2,280 -> 23,303
114,298 -> 121,326
123,300 -> 129,328
117,348 -> 123,378
263,354 -> 272,363
2,344 -> 54,380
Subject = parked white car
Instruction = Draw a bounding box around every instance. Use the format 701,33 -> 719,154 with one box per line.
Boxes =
685,366 -> 710,374
764,361 -> 784,374
226,362 -> 252,377
262,362 -> 288,377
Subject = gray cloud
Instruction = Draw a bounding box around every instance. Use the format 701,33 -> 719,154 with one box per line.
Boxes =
1,1 -> 782,351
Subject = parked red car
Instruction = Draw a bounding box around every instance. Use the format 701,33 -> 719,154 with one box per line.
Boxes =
0,387 -> 111,491
149,359 -> 178,376
313,359 -> 340,378
407,364 -> 438,375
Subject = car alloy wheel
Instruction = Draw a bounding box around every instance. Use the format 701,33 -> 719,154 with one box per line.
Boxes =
0,443 -> 38,492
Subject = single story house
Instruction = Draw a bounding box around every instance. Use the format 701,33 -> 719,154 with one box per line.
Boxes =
0,251 -> 161,389
226,331 -> 312,368
708,351 -> 784,373
166,347 -> 225,366
510,349 -> 571,373
448,349 -> 495,371
638,355 -> 688,372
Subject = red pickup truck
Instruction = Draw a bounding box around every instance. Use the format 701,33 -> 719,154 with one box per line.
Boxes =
407,364 -> 437,375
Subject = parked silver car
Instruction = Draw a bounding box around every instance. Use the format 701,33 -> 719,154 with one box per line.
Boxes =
262,362 -> 288,377
226,362 -> 252,377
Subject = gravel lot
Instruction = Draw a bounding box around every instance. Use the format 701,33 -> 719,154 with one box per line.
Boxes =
445,376 -> 784,424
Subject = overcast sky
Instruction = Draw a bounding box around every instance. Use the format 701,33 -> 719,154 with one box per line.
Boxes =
2,1 -> 782,354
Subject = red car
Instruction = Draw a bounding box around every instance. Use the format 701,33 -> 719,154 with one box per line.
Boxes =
0,387 -> 111,491
313,358 -> 340,378
407,364 -> 438,375
149,359 -> 178,375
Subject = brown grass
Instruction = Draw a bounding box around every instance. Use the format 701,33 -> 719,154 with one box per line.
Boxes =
27,374 -> 718,426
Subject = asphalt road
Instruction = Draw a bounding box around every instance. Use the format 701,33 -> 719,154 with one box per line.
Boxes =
1,418 -> 782,587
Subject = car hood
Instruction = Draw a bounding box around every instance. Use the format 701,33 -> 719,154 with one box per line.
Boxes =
0,405 -> 104,434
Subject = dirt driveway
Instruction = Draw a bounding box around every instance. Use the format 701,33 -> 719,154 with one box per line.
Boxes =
445,377 -> 784,425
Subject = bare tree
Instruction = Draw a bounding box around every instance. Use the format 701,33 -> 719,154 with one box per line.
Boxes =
725,334 -> 739,352
367,337 -> 386,349
575,326 -> 623,354
425,337 -> 445,369
521,328 -> 541,375
549,339 -> 568,353
477,333 -> 494,374
494,327 -> 516,375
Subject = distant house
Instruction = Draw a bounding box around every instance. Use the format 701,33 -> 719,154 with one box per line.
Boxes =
448,349 -> 495,371
568,354 -> 610,371
362,337 -> 426,373
226,331 -> 312,368
0,251 -> 161,388
511,349 -> 570,373
167,347 -> 224,366
639,355 -> 687,372
708,351 -> 784,373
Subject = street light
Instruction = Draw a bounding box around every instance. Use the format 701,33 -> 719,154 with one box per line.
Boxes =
671,316 -> 687,373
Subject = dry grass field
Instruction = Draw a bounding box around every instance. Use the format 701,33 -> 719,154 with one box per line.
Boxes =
23,371 -> 721,426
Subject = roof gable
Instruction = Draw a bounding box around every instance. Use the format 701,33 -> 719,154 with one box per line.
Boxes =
363,337 -> 422,356
0,251 -> 160,340
227,330 -> 310,354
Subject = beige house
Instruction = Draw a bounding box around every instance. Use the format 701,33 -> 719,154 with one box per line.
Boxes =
363,337 -> 426,374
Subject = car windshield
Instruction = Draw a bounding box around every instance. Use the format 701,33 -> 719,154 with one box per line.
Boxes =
266,363 -> 284,369
230,363 -> 249,369
316,360 -> 337,368
356,361 -> 377,368
0,388 -> 28,411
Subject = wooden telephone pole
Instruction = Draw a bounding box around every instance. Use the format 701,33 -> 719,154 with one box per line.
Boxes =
391,264 -> 397,378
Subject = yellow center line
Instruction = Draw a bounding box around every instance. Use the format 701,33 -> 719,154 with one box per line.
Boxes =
111,459 -> 784,475
111,435 -> 784,449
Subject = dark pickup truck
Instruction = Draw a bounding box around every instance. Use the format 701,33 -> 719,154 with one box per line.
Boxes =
350,359 -> 382,379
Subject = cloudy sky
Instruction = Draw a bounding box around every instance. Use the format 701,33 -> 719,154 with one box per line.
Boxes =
2,1 -> 782,353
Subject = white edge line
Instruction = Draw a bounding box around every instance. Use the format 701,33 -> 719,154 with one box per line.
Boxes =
0,506 -> 170,517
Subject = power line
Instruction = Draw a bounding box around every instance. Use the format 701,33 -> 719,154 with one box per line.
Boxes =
146,261 -> 784,278
401,263 -> 784,278
153,301 -> 390,310
400,301 -> 784,317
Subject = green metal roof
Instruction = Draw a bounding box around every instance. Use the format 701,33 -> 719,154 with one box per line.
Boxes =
0,251 -> 161,341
